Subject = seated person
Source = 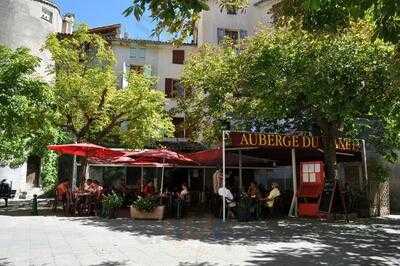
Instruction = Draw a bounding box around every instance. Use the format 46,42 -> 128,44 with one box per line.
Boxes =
247,181 -> 260,199
91,180 -> 103,198
265,182 -> 281,211
218,186 -> 237,218
143,181 -> 155,197
84,179 -> 93,192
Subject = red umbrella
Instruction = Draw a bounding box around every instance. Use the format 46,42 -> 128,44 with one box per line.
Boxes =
48,143 -> 125,159
127,148 -> 196,165
88,156 -> 172,167
127,149 -> 197,194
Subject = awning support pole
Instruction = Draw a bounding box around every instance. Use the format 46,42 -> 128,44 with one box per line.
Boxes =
202,167 -> 206,203
239,150 -> 243,191
289,148 -> 297,217
160,158 -> 165,194
85,163 -> 90,180
72,155 -> 77,192
222,130 -> 228,222
141,167 -> 144,192
361,139 -> 369,195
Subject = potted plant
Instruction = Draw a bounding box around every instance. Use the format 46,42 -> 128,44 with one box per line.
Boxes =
130,197 -> 165,220
102,192 -> 123,219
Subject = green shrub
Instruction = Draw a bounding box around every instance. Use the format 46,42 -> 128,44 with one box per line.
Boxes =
132,197 -> 159,212
102,192 -> 124,210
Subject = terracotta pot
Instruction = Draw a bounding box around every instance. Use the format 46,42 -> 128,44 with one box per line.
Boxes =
130,205 -> 165,220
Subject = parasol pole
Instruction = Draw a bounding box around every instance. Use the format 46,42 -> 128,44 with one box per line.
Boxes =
289,148 -> 297,217
222,130 -> 228,222
160,158 -> 165,194
141,166 -> 144,192
239,150 -> 243,191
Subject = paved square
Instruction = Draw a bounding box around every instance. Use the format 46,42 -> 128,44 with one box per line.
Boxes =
0,215 -> 399,265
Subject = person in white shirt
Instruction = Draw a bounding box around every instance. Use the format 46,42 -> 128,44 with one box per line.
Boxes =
179,183 -> 189,200
266,182 -> 281,209
218,186 -> 237,218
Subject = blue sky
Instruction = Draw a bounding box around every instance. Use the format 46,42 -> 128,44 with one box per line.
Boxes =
56,0 -> 161,40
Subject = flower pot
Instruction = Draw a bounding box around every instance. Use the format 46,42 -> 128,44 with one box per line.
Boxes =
130,205 -> 165,220
107,208 -> 117,219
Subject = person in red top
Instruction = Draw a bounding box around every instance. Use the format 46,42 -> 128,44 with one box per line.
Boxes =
143,181 -> 155,197
53,180 -> 70,211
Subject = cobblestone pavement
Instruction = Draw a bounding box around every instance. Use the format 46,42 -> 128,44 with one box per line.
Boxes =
0,215 -> 399,266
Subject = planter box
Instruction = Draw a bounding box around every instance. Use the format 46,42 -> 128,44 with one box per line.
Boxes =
130,205 -> 165,220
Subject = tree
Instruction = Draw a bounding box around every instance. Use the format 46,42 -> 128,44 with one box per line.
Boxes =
179,23 -> 400,180
273,0 -> 400,44
123,0 -> 248,40
46,25 -> 173,148
0,45 -> 56,166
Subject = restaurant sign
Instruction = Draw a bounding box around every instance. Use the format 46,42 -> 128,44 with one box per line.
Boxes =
227,132 -> 360,152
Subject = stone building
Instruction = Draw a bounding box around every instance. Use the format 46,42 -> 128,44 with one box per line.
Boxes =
0,0 -> 73,196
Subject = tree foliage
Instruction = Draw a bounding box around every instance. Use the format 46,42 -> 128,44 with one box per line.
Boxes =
45,25 -> 174,147
0,46 -> 56,165
273,0 -> 400,44
179,23 -> 400,180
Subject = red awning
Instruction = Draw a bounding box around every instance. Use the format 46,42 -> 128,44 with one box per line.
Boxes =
188,148 -> 272,167
48,143 -> 126,159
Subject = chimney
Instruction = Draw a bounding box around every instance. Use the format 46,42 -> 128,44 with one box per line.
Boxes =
62,13 -> 75,34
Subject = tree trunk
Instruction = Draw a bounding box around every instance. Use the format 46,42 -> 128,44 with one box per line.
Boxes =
320,122 -> 338,181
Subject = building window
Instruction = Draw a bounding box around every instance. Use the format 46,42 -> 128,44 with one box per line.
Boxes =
227,7 -> 237,15
172,50 -> 185,64
41,7 -> 53,23
130,65 -> 144,74
217,28 -> 248,43
165,78 -> 184,98
224,30 -> 239,42
172,117 -> 185,138
129,47 -> 145,59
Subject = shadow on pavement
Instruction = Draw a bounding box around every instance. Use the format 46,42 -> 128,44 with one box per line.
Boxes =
64,216 -> 400,265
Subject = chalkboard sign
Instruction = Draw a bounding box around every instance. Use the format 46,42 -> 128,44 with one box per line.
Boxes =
319,180 -> 337,213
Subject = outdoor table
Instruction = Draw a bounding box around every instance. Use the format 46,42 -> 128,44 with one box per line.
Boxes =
75,192 -> 96,216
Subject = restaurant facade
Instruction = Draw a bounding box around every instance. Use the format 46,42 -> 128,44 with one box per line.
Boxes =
50,130 -> 377,220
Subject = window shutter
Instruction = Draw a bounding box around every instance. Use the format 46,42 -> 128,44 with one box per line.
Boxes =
217,28 -> 225,43
129,47 -> 136,58
143,64 -> 152,76
165,78 -> 173,98
172,50 -> 185,64
239,30 -> 248,39
138,48 -> 145,59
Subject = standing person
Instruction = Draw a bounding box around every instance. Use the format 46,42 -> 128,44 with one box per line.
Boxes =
218,186 -> 237,219
212,169 -> 223,194
212,169 -> 223,217
247,181 -> 260,219
53,179 -> 70,211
